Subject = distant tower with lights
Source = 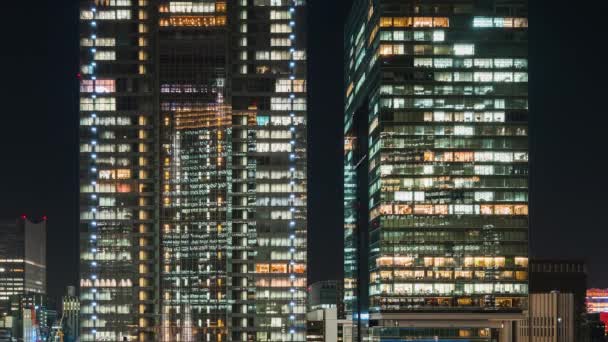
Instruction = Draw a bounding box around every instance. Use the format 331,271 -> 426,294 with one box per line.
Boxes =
0,216 -> 47,315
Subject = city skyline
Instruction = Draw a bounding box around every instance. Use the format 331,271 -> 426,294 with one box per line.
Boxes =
1,0 -> 608,325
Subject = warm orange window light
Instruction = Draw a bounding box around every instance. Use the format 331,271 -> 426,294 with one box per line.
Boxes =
161,15 -> 227,27
379,16 -> 449,28
117,183 -> 131,193
292,264 -> 306,273
215,2 -> 227,12
379,44 -> 393,56
255,264 -> 270,273
344,137 -> 355,152
393,17 -> 413,27
271,264 -> 287,273
380,17 -> 393,27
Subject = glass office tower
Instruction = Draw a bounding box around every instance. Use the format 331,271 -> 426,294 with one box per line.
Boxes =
79,1 -> 307,341
344,1 -> 528,341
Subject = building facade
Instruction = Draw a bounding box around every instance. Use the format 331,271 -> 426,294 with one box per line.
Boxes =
78,0 -> 307,341
517,292 -> 575,342
530,259 -> 587,340
344,0 -> 529,340
306,308 -> 354,342
0,217 -> 47,315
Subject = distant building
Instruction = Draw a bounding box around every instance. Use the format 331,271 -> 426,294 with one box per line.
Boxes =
309,281 -> 345,316
581,313 -> 607,342
530,259 -> 587,339
587,288 -> 608,336
62,286 -> 80,342
307,308 -> 354,342
517,292 -> 575,342
8,293 -> 48,341
0,217 -> 46,314
307,281 -> 353,342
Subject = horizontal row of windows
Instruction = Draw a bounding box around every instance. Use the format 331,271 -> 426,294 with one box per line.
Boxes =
413,57 -> 527,69
370,282 -> 527,296
380,85 -> 526,98
473,17 -> 528,28
255,50 -> 306,61
376,137 -> 528,150
159,15 -> 227,27
380,176 -> 527,191
378,243 -> 527,255
80,98 -> 116,111
256,197 -> 305,206
159,2 -> 225,14
379,30 -> 445,42
81,38 -> 116,47
388,190 -> 527,203
376,256 -> 527,268
255,263 -> 306,273
380,43 -> 476,56
80,144 -> 133,153
378,216 -> 527,229
379,17 -> 450,28
379,97 -> 527,111
380,152 -> 527,165
375,163 -> 527,178
80,10 -> 132,20
256,116 -> 305,126
371,203 -> 528,218
380,230 -> 527,242
386,111 -> 521,123
383,125 -> 526,137
371,270 -> 527,282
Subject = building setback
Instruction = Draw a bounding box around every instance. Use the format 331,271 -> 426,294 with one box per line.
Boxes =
78,0 -> 307,341
344,0 -> 529,341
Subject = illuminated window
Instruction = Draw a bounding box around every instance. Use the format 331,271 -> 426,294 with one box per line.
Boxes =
256,264 -> 270,273
169,2 -> 217,13
270,10 -> 290,20
432,30 -> 445,41
413,17 -> 433,27
270,24 -> 291,33
270,264 -> 287,273
379,17 -> 392,27
164,15 -> 227,27
80,79 -> 115,93
454,44 -> 474,56
271,38 -> 291,46
94,51 -> 116,61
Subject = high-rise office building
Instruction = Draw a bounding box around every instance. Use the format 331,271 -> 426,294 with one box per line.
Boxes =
78,0 -> 307,341
0,217 -> 46,314
344,1 -> 528,340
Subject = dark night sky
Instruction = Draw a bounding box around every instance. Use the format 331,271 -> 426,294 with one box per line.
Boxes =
1,0 -> 607,304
